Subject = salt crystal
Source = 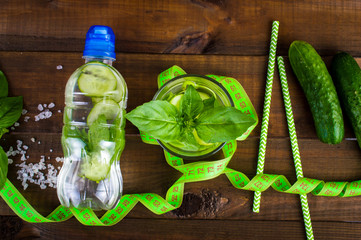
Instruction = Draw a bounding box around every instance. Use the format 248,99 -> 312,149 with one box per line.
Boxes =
22,109 -> 28,115
43,104 -> 47,108
50,149 -> 53,152
38,141 -> 41,144
14,122 -> 20,127
23,145 -> 28,150
56,65 -> 63,70
44,110 -> 52,118
38,104 -> 44,111
8,159 -> 13,164
11,127 -> 15,130
48,102 -> 55,108
24,116 -> 30,122
58,110 -> 62,113
34,109 -> 53,121
31,138 -> 35,142
20,154 -> 27,161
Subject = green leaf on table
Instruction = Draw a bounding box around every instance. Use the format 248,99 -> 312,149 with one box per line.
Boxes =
0,146 -> 8,189
88,114 -> 110,151
0,96 -> 23,129
195,106 -> 256,143
125,100 -> 182,142
0,71 -> 8,98
0,128 -> 9,139
180,85 -> 203,119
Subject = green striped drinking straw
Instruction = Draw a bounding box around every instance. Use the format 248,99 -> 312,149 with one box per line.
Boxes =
252,20 -> 279,212
277,56 -> 314,240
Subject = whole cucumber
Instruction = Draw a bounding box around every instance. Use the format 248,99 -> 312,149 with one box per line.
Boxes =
288,40 -> 344,144
331,52 -> 361,149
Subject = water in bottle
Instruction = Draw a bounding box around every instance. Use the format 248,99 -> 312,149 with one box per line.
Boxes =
57,25 -> 127,210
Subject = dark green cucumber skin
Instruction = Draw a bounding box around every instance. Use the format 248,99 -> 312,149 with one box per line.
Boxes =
288,40 -> 344,144
331,52 -> 361,149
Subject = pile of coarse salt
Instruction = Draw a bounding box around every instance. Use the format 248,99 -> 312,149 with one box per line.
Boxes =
6,140 -> 64,190
5,102 -> 65,190
34,102 -> 56,121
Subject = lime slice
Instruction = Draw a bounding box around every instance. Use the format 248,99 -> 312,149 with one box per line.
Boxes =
198,92 -> 210,100
192,129 -> 213,146
169,94 -> 184,109
78,64 -> 117,96
87,99 -> 120,126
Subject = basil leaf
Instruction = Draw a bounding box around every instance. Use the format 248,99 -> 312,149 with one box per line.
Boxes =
0,146 -> 8,189
126,100 -> 182,142
172,129 -> 200,151
0,96 -> 23,129
0,71 -> 8,98
180,85 -> 203,119
202,96 -> 216,112
195,106 -> 256,143
88,114 -> 110,151
0,128 -> 8,139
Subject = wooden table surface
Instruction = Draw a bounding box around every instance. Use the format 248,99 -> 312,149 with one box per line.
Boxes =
1,1 -> 361,239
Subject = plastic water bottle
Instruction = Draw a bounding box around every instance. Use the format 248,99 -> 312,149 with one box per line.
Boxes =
57,25 -> 127,210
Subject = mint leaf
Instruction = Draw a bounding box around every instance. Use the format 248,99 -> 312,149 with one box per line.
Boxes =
88,114 -> 110,151
109,115 -> 126,164
126,100 -> 182,142
0,146 -> 8,189
0,128 -> 8,139
0,96 -> 23,129
195,106 -> 256,143
0,71 -> 8,98
180,85 -> 203,119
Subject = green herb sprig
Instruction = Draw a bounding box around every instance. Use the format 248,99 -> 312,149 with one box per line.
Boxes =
0,71 -> 23,189
126,85 -> 255,148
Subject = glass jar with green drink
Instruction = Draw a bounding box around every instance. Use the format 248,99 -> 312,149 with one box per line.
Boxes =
126,72 -> 256,160
153,74 -> 234,159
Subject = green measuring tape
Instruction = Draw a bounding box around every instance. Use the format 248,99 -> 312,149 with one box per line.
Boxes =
1,65 -> 361,226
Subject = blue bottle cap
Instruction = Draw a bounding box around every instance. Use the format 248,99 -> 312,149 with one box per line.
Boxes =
83,25 -> 116,60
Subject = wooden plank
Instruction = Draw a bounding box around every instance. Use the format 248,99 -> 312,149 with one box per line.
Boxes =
1,134 -> 361,222
3,217 -> 361,240
0,0 -> 361,55
0,51 -> 359,139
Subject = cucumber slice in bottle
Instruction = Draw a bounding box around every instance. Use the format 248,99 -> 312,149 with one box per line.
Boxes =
78,64 -> 117,96
87,99 -> 120,126
80,152 -> 110,182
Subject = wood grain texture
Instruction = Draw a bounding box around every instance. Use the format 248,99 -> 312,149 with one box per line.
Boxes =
0,0 -> 361,56
1,1 -> 361,239
3,217 -> 361,240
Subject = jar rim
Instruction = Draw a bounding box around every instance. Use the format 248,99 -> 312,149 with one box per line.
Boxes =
153,74 -> 234,107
